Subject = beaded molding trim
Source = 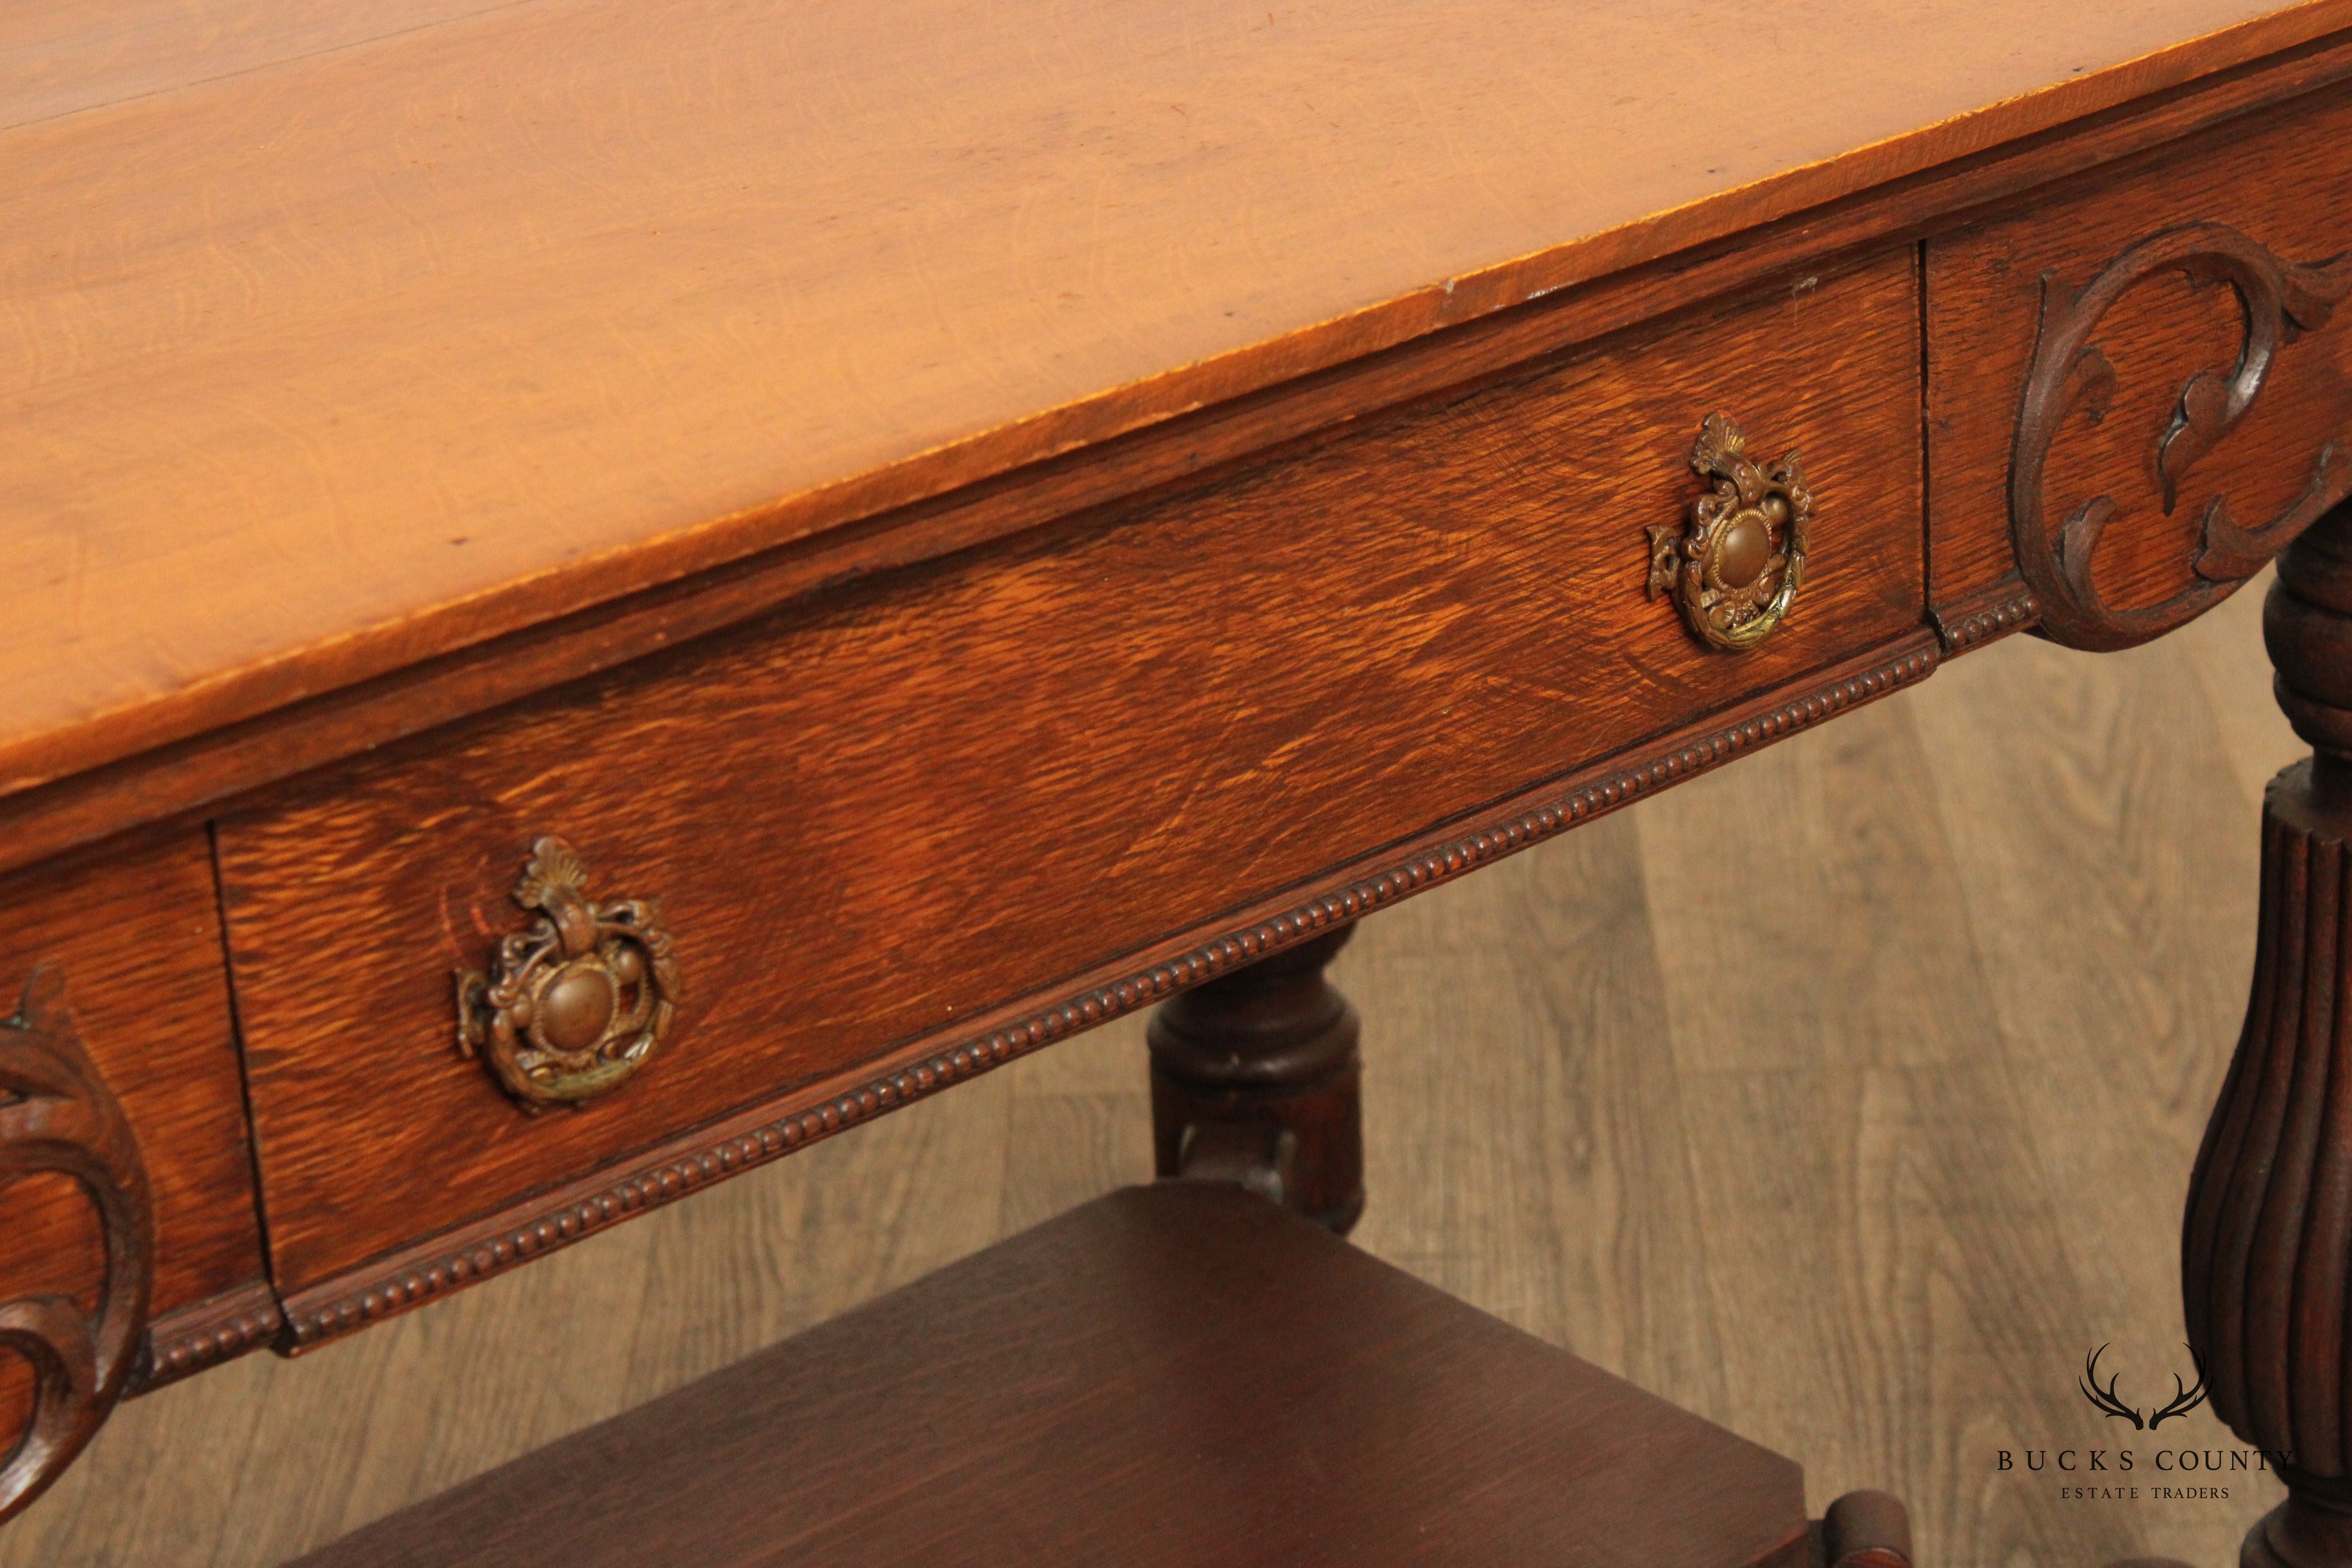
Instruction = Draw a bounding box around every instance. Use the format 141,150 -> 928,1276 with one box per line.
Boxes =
134,1283 -> 286,1393
1931,585 -> 2040,654
280,638 -> 1940,1348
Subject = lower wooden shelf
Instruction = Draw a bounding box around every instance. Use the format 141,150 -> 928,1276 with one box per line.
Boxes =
292,1183 -> 1905,1566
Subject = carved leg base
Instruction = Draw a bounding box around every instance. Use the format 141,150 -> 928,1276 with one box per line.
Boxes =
2242,1499 -> 2352,1568
1818,1489 -> 1914,1568
1146,923 -> 1364,1233
2183,514 -> 2352,1568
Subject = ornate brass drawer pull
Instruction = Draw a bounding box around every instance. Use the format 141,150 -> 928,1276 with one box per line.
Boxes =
456,836 -> 681,1111
1647,413 -> 1812,652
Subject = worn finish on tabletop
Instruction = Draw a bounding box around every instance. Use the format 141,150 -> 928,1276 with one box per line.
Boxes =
9,1 -> 2352,1557
1,18 -> 2350,888
4,0 -> 2349,815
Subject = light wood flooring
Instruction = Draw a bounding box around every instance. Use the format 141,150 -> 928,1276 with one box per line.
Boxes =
2,576 -> 2301,1568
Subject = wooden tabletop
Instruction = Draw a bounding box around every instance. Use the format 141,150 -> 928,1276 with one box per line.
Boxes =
6,0 -> 2346,798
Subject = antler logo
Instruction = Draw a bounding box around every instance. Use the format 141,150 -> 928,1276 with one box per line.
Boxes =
2079,1344 -> 2207,1430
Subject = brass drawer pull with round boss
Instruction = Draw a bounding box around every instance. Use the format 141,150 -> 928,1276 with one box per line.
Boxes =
456,835 -> 682,1111
1645,413 -> 1811,651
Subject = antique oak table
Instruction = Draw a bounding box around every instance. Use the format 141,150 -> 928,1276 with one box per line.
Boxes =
9,1 -> 2352,1562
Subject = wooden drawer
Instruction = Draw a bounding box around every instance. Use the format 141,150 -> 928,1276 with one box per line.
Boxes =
1926,79 -> 2352,649
1,830 -> 272,1452
218,247 -> 1927,1331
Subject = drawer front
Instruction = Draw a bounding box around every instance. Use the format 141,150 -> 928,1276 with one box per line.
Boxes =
1927,80 -> 2352,648
220,248 -> 1926,1306
1,831 -> 270,1456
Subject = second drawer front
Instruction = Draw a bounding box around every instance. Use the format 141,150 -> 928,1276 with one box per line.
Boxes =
221,248 -> 1925,1299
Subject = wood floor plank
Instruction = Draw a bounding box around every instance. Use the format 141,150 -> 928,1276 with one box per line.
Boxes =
1345,810 -> 1730,1418
997,1015 -> 1155,1236
1909,622 -> 2255,1298
1907,596 -> 2279,1568
1636,693 -> 2139,1568
0,1070 -> 1024,1567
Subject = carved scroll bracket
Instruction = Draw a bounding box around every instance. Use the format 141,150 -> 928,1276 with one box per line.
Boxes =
0,965 -> 153,1526
2010,220 -> 2352,652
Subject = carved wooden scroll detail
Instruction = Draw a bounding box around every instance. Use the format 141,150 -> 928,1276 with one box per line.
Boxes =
2010,221 -> 2352,651
0,965 -> 153,1526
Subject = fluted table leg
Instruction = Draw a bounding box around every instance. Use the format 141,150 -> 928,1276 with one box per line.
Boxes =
1146,923 -> 1364,1234
2184,508 -> 2352,1567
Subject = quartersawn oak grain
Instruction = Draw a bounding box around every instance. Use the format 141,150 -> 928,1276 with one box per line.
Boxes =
0,587 -> 2290,1566
1926,75 -> 2352,619
0,831 -> 269,1447
9,0 -> 2343,1542
4,0 -> 2349,811
8,19 -> 2352,889
219,251 -> 1926,1301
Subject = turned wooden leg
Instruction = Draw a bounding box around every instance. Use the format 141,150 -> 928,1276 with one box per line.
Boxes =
2184,508 -> 2352,1568
1147,923 -> 1364,1233
1819,1490 -> 1914,1568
